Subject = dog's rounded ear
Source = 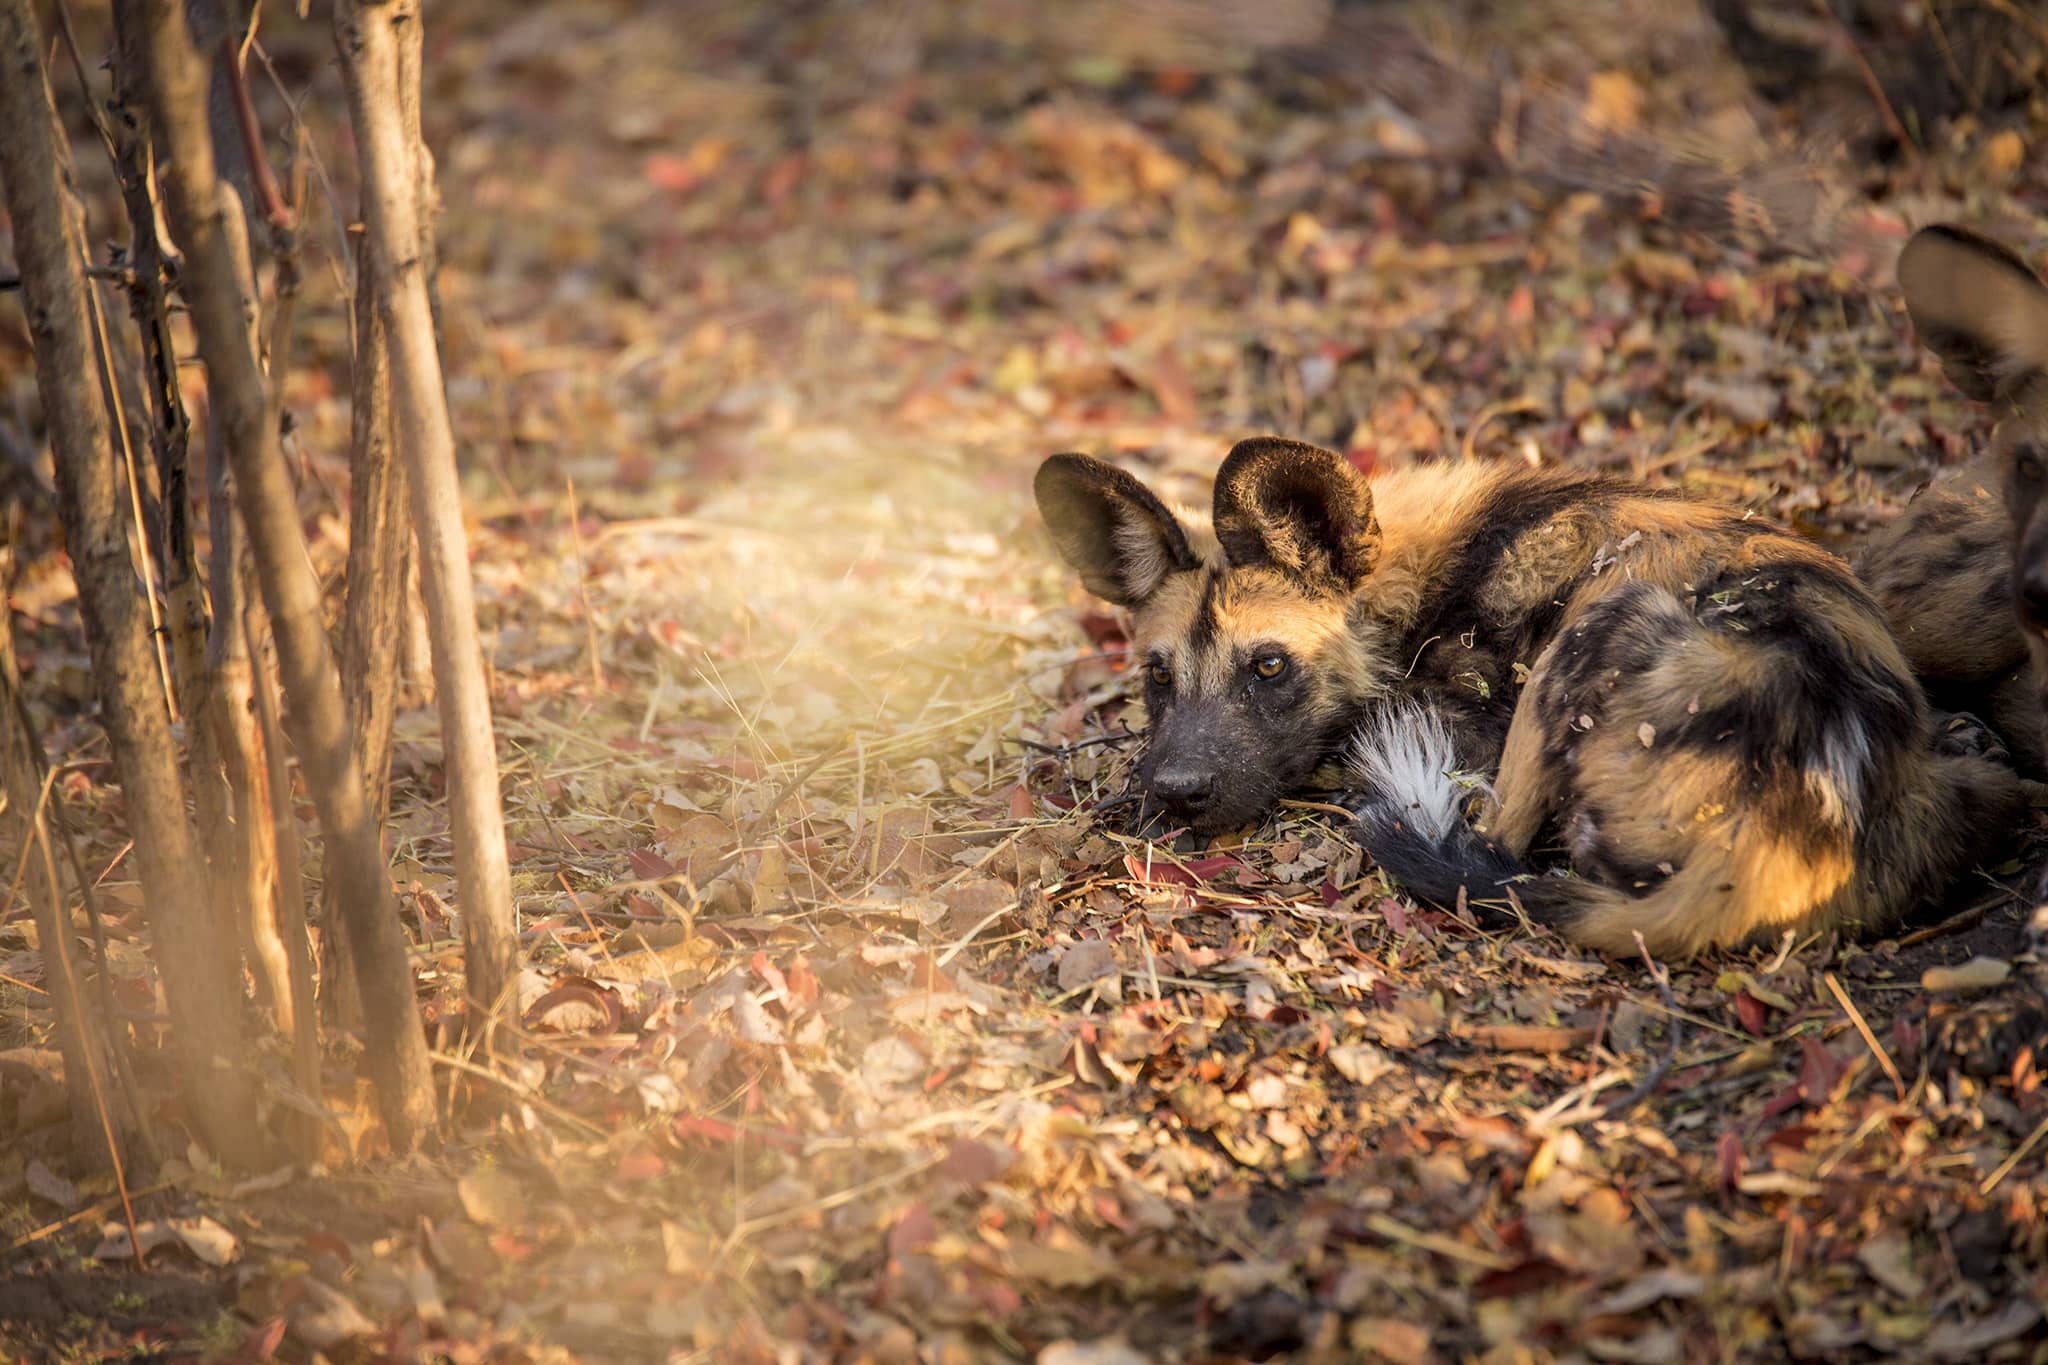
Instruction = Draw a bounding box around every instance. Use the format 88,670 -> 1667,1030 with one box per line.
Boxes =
1212,438 -> 1379,594
1035,453 -> 1197,607
1898,224 -> 2048,404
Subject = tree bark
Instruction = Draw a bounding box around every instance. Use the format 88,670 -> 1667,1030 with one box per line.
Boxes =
131,0 -> 437,1150
0,537 -> 108,1160
326,231 -> 412,1033
0,0 -> 261,1168
336,0 -> 518,1047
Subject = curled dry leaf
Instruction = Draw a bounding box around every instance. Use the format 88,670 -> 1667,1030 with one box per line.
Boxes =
1921,957 -> 2011,992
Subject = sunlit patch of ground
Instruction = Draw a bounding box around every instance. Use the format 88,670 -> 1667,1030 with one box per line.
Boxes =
4,0 -> 2048,1360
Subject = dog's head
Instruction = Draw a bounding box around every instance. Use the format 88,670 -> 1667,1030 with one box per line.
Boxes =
1035,438 -> 1383,832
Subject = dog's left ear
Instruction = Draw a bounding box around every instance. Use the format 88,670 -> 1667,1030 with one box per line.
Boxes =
1212,438 -> 1380,594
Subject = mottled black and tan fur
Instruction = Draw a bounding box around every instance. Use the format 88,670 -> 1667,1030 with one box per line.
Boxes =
1038,439 -> 2025,957
1857,224 -> 2048,773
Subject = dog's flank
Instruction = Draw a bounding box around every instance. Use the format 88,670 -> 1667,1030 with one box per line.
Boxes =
1038,438 -> 2025,957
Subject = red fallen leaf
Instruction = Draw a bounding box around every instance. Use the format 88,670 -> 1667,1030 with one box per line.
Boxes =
1320,878 -> 1341,907
506,843 -> 544,865
643,152 -> 700,193
939,1138 -> 1010,1187
784,956 -> 820,1006
1124,853 -> 1196,886
1797,1037 -> 1845,1107
1734,990 -> 1769,1036
1122,853 -> 1243,887
1183,854 -> 1249,881
1473,1258 -> 1570,1299
1716,1129 -> 1745,1194
1760,1084 -> 1805,1120
235,1316 -> 287,1361
752,952 -> 790,1001
888,1202 -> 937,1258
1890,1015 -> 1921,1061
627,847 -> 678,881
1381,897 -> 1411,936
1764,1123 -> 1818,1153
614,1147 -> 666,1182
1008,783 -> 1036,821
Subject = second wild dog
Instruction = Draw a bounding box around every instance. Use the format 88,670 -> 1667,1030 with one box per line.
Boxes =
1036,438 -> 2026,957
1856,223 -> 2048,774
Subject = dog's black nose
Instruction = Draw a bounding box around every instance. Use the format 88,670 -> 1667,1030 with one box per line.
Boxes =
1150,767 -> 1217,811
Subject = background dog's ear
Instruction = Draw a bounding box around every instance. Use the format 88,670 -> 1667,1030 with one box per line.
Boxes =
1899,224 -> 2048,404
1034,453 -> 1198,607
1212,438 -> 1380,594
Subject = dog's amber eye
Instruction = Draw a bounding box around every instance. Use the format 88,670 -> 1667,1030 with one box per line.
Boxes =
2019,450 -> 2045,483
1148,662 -> 1173,688
1252,653 -> 1288,680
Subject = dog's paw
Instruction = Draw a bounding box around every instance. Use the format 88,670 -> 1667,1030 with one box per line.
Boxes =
1936,710 -> 2011,764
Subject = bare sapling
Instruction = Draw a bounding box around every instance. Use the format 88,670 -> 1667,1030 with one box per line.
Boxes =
336,0 -> 520,1049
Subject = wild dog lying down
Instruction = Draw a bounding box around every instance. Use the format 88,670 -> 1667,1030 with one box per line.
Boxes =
1856,224 -> 2048,774
1036,439 -> 2025,956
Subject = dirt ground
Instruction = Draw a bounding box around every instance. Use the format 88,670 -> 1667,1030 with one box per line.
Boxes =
4,0 -> 2048,1360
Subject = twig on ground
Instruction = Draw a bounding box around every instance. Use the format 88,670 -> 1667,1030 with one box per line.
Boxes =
1605,932 -> 1682,1115
1824,970 -> 1905,1100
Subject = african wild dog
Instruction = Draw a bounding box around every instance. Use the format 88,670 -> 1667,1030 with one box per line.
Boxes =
1037,438 -> 2026,957
1856,224 -> 2048,775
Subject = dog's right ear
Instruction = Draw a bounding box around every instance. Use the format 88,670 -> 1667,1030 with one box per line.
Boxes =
1898,224 -> 2048,404
1034,453 -> 1198,607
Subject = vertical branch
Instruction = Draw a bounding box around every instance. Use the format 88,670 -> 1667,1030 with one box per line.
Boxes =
0,0 -> 262,1167
326,228 -> 411,1032
131,0 -> 436,1150
49,0 -> 177,720
336,0 -> 519,1048
1,533 -> 105,1157
204,21 -> 320,1130
109,6 -> 204,703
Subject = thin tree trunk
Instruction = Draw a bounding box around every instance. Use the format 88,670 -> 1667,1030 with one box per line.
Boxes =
0,0 -> 262,1168
336,0 -> 518,1048
327,232 -> 411,1033
132,0 -> 436,1151
0,537 -> 107,1159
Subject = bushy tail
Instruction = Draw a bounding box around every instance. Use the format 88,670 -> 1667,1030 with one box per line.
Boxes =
1345,701 -> 1571,926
